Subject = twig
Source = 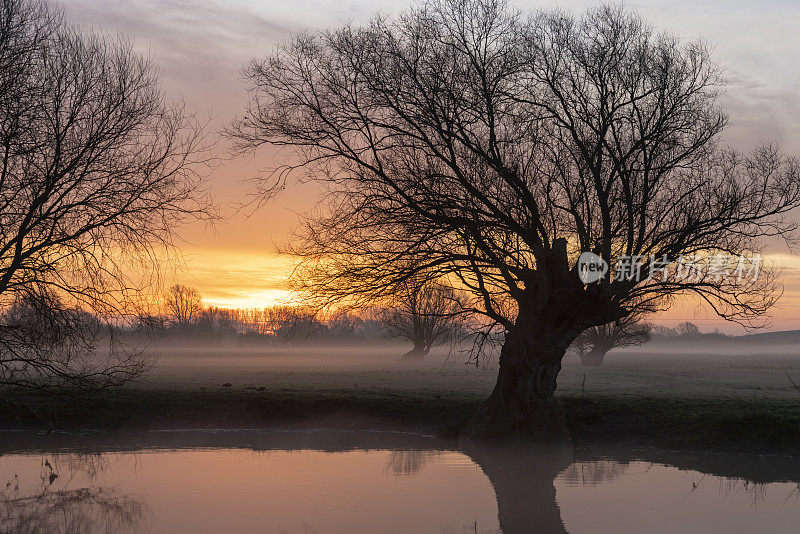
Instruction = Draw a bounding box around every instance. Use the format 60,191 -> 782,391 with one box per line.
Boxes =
786,372 -> 800,396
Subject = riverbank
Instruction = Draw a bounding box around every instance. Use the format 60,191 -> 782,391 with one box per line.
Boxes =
2,387 -> 798,455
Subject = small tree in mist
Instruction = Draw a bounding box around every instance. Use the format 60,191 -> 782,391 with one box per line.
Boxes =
379,278 -> 464,360
164,284 -> 203,329
0,0 -> 210,395
231,0 -> 800,437
651,321 -> 708,338
572,316 -> 651,367
675,321 -> 701,337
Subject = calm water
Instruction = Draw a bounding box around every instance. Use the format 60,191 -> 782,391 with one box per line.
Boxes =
1,430 -> 799,533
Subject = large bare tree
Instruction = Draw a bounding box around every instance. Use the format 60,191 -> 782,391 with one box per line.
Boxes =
231,0 -> 800,437
0,0 -> 210,394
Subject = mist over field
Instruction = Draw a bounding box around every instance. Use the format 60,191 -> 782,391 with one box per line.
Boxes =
140,332 -> 800,402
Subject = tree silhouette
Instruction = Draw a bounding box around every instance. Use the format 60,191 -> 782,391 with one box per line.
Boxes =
379,277 -> 464,360
0,0 -> 210,394
462,440 -> 572,533
573,315 -> 651,366
231,0 -> 800,437
164,284 -> 203,329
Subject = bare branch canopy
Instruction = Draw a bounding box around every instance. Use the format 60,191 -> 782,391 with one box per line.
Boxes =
0,0 -> 213,393
230,0 -> 800,436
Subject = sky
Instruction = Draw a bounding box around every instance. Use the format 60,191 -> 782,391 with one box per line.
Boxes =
59,0 -> 800,332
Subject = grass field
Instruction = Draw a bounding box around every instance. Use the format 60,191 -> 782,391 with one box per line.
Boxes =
3,341 -> 800,454
143,342 -> 800,399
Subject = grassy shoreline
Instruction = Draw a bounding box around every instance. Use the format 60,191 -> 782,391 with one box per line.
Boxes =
2,387 -> 798,455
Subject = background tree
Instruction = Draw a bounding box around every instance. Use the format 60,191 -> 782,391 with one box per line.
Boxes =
0,0 -> 210,394
264,305 -> 323,341
164,284 -> 202,329
231,0 -> 800,437
379,277 -> 464,360
572,316 -> 651,367
675,321 -> 701,337
324,310 -> 364,338
650,321 -> 702,338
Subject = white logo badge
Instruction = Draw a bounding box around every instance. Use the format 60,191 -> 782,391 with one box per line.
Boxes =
577,252 -> 608,283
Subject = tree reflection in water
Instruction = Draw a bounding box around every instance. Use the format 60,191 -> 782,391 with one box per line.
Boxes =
2,431 -> 800,534
460,439 -> 574,534
559,459 -> 631,486
0,455 -> 149,534
384,450 -> 442,476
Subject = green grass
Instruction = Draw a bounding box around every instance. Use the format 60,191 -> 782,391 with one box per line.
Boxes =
2,386 -> 799,454
562,395 -> 800,453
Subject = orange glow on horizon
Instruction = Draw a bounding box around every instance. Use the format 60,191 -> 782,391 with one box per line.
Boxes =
173,248 -> 296,310
175,247 -> 800,333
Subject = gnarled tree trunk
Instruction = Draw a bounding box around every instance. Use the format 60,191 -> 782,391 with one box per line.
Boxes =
460,312 -> 578,440
399,342 -> 429,361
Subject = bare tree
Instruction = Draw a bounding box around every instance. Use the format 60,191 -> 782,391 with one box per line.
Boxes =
572,316 -> 651,366
231,0 -> 800,437
650,321 -> 702,338
675,321 -> 701,337
0,0 -> 210,395
264,305 -> 322,341
379,278 -> 464,360
0,290 -> 148,393
324,310 -> 363,337
164,284 -> 202,329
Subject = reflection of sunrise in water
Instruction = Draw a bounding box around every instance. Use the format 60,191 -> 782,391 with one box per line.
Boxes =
3,439 -> 800,533
1,448 -> 499,533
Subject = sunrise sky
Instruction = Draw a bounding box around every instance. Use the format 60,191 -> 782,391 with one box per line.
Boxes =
59,0 -> 800,333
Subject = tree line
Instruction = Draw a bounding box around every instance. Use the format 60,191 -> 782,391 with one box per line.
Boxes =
150,283 -> 466,353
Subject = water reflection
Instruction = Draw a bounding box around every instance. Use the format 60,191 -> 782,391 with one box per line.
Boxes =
384,450 -> 441,476
1,455 -> 149,534
559,459 -> 630,486
463,440 -> 573,534
1,430 -> 799,533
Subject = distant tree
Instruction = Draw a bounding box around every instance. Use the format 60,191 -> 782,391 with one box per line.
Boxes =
675,321 -> 701,337
212,308 -> 238,336
650,324 -> 676,337
573,316 -> 651,366
379,278 -> 464,360
0,0 -> 209,395
324,310 -> 363,338
651,321 -> 703,338
133,312 -> 169,338
195,306 -> 219,334
164,285 -> 202,329
264,305 -> 322,341
232,0 -> 800,437
355,306 -> 389,338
